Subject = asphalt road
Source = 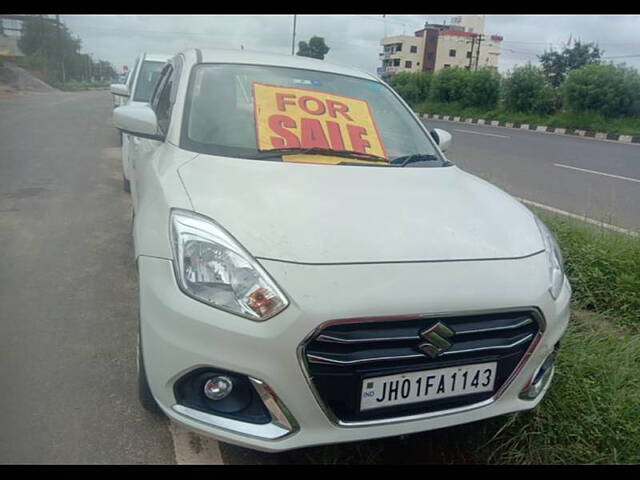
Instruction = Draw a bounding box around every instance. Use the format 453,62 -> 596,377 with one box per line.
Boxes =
0,91 -> 177,463
424,118 -> 640,231
0,90 -> 637,464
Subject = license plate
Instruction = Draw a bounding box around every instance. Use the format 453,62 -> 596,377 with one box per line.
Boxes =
360,362 -> 497,411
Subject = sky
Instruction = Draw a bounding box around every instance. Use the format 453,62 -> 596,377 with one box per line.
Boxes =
60,14 -> 640,75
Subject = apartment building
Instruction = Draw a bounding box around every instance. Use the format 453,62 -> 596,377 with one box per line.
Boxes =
378,15 -> 503,78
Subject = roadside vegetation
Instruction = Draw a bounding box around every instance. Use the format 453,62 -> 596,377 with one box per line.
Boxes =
389,40 -> 640,137
50,80 -> 111,91
13,16 -> 116,88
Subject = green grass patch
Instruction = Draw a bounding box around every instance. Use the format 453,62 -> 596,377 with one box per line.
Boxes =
532,209 -> 640,329
51,80 -> 111,91
414,100 -> 640,137
480,311 -> 640,464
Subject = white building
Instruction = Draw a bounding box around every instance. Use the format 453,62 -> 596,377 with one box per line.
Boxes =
378,15 -> 503,78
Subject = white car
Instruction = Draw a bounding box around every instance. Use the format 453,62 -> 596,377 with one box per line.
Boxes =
113,49 -> 571,453
110,53 -> 171,193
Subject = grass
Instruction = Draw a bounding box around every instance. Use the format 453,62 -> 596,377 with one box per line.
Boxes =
414,100 -> 640,137
51,80 -> 111,92
480,310 -> 640,464
534,209 -> 640,329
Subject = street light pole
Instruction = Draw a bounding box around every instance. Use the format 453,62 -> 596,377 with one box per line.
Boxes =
291,15 -> 297,55
56,14 -> 65,85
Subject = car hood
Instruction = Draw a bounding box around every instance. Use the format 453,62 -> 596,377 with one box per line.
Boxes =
177,155 -> 544,264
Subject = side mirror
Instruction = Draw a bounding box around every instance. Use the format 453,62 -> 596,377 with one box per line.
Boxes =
110,83 -> 130,98
431,128 -> 452,153
113,104 -> 164,141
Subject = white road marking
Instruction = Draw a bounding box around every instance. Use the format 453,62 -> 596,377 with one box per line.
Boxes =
452,128 -> 510,139
169,422 -> 225,465
516,197 -> 639,237
554,163 -> 640,184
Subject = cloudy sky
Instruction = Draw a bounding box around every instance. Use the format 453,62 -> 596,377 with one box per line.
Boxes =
60,14 -> 640,75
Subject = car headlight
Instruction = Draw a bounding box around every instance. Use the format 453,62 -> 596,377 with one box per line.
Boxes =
534,215 -> 565,299
170,209 -> 288,320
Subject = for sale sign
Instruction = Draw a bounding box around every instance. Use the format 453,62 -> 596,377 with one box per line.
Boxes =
252,83 -> 387,159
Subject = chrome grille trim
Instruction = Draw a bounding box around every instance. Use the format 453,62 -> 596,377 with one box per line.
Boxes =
307,333 -> 535,366
316,334 -> 418,344
313,316 -> 534,344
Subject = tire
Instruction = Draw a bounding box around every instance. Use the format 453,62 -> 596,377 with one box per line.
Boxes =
123,174 -> 131,193
137,327 -> 162,415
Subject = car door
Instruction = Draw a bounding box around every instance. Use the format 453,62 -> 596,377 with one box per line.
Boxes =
130,60 -> 180,213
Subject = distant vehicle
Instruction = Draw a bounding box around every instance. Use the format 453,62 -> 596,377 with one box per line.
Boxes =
113,49 -> 570,453
110,52 -> 170,192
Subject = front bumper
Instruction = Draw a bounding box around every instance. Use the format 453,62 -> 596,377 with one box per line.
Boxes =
139,253 -> 570,452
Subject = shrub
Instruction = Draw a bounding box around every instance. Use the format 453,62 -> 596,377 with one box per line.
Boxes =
502,63 -> 557,114
429,67 -> 472,103
387,71 -> 431,105
563,63 -> 640,118
464,68 -> 501,108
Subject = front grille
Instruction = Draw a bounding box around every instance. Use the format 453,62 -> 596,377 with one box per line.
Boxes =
302,310 -> 541,423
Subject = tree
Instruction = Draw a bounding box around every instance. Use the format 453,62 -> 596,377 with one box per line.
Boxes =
564,63 -> 640,117
538,39 -> 602,87
296,36 -> 330,60
18,16 -> 82,82
17,16 -> 115,85
502,63 -> 557,114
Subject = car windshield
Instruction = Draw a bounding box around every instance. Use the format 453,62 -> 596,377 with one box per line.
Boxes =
133,60 -> 165,103
182,63 -> 445,166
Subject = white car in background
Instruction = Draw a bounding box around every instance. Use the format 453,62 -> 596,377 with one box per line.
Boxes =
113,49 -> 570,452
110,52 -> 170,192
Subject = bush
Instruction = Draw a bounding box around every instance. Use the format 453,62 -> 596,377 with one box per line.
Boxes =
465,68 -> 501,108
428,67 -> 501,109
387,71 -> 431,105
502,63 -> 557,114
563,63 -> 640,118
429,67 -> 472,103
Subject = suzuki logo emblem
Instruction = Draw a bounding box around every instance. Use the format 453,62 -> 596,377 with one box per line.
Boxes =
418,321 -> 455,358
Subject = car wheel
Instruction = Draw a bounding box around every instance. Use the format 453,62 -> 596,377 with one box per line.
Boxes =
123,174 -> 131,193
137,326 -> 162,415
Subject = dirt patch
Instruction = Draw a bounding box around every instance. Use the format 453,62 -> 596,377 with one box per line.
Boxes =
0,62 -> 57,93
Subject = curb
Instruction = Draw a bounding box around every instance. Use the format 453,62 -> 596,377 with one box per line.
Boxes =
417,112 -> 640,145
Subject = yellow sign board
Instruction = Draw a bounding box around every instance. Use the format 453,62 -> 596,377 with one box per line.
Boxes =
252,83 -> 387,159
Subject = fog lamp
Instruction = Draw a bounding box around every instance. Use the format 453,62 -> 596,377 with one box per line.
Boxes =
203,375 -> 233,400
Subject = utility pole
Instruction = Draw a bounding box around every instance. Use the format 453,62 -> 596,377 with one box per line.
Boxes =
474,34 -> 484,71
291,15 -> 297,55
56,14 -> 65,84
468,34 -> 476,69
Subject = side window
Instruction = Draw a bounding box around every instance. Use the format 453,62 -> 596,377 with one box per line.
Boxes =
151,65 -> 174,135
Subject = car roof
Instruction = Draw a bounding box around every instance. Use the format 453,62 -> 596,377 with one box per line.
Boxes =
143,53 -> 172,63
194,48 -> 377,81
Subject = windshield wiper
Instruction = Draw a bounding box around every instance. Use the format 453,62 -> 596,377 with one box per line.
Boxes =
389,154 -> 442,167
256,147 -> 389,163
